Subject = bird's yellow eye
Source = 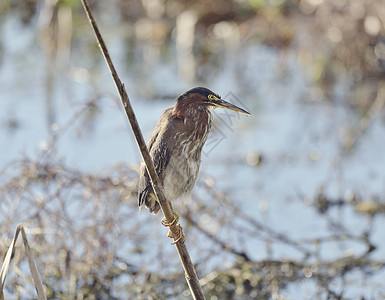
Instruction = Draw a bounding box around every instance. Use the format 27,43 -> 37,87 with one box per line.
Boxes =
208,94 -> 218,102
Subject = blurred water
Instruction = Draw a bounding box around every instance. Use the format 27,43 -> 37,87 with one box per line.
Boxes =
1,13 -> 385,299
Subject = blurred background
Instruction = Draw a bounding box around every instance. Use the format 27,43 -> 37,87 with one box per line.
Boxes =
1,0 -> 385,299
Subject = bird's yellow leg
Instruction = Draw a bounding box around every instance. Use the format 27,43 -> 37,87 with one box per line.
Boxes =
149,192 -> 158,202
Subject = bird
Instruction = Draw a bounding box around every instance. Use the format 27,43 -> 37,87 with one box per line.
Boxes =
138,87 -> 250,236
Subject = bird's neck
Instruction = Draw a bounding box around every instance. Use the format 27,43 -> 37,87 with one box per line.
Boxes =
172,99 -> 213,152
172,99 -> 209,122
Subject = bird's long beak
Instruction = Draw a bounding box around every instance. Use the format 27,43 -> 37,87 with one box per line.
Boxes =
214,99 -> 251,115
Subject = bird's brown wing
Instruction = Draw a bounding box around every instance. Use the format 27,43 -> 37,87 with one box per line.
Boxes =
138,110 -> 173,209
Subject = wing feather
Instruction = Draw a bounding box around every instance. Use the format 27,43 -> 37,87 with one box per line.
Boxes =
138,109 -> 173,208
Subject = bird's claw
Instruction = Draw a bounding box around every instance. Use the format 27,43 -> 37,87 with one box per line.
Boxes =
169,224 -> 185,244
161,213 -> 184,244
161,215 -> 178,227
161,210 -> 179,227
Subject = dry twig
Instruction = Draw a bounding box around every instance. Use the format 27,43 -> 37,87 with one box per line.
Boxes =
0,225 -> 47,300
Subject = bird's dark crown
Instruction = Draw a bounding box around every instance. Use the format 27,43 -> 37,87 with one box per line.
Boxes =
177,87 -> 221,102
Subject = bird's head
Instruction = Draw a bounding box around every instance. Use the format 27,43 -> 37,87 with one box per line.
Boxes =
177,87 -> 250,115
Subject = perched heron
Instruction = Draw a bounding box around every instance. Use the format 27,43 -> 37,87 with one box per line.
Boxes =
138,87 -> 250,238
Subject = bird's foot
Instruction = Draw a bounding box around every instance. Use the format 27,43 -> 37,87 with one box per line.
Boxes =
161,210 -> 179,227
167,224 -> 185,244
161,211 -> 184,244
